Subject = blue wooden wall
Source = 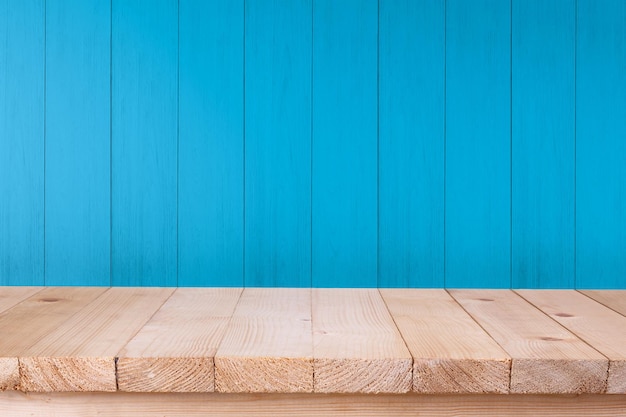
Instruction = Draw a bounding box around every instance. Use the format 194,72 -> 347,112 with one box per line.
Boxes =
1,0 -> 624,288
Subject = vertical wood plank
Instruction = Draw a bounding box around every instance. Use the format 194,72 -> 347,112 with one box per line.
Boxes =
244,0 -> 312,287
445,0 -> 511,288
0,0 -> 44,285
178,0 -> 244,287
312,0 -> 378,287
45,0 -> 111,286
112,0 -> 178,286
576,0 -> 626,289
378,0 -> 445,287
511,0 -> 575,288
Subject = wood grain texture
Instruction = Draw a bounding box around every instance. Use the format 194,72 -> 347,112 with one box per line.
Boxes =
511,0 -> 575,288
117,288 -> 242,392
445,0 -> 511,288
111,0 -> 178,286
380,289 -> 510,393
449,290 -> 608,394
0,0 -> 44,285
517,290 -> 626,393
378,0 -> 445,287
178,0 -> 244,286
312,0 -> 378,287
244,0 -> 311,287
0,287 -> 43,314
215,288 -> 313,393
19,287 -> 173,392
2,392 -> 626,417
0,287 -> 107,391
312,289 -> 411,393
580,290 -> 626,317
576,0 -> 626,289
44,0 -> 111,285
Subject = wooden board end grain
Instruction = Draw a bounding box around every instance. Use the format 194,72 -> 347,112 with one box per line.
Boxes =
18,287 -> 174,392
312,289 -> 412,393
215,288 -> 313,393
449,290 -> 608,394
0,357 -> 19,391
381,289 -> 511,393
117,288 -> 242,392
517,289 -> 626,393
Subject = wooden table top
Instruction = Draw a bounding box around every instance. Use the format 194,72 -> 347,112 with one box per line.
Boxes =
0,287 -> 624,394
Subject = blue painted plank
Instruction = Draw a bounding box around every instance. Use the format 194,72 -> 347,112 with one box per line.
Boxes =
378,0 -> 445,288
445,0 -> 511,288
178,0 -> 244,287
111,0 -> 178,286
245,0 -> 312,287
0,0 -> 44,285
312,0 -> 377,287
45,0 -> 111,286
576,0 -> 626,289
511,0 -> 575,288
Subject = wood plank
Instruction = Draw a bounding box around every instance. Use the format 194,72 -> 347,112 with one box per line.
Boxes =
178,0 -> 244,286
378,0 -> 445,287
117,288 -> 242,392
576,0 -> 626,288
445,0 -> 511,287
2,392 -> 626,417
312,289 -> 411,393
0,0 -> 44,285
244,0 -> 312,287
449,290 -> 608,394
517,290 -> 626,393
0,287 -> 107,391
18,287 -> 174,392
511,0 -> 575,288
44,0 -> 111,285
380,289 -> 510,393
0,287 -> 43,314
580,290 -> 626,317
111,0 -> 178,286
312,0 -> 378,287
214,288 -> 313,393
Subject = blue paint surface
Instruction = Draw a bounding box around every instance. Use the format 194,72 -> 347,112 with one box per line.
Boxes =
45,0 -> 111,286
511,0 -> 575,288
445,0 -> 511,288
178,0 -> 244,287
0,0 -> 625,289
0,0 -> 45,285
111,0 -> 178,286
378,0 -> 445,287
312,0 -> 378,287
576,0 -> 626,289
245,0 -> 312,287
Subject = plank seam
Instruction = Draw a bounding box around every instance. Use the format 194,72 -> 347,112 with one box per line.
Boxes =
376,289 -> 414,387
176,0 -> 180,287
512,290 -> 612,372
109,0 -> 113,287
242,0 -> 247,286
573,0 -> 578,289
509,0 -> 513,289
445,289 -> 513,393
442,0 -> 447,288
376,0 -> 380,287
113,289 -> 177,364
576,290 -> 626,318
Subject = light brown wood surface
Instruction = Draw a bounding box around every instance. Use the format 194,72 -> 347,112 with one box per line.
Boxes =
580,290 -> 626,316
0,286 -> 43,314
18,287 -> 174,392
517,289 -> 626,393
380,289 -> 510,393
312,289 -> 412,393
214,288 -> 313,393
1,392 -> 626,417
449,289 -> 608,394
117,288 -> 242,392
0,287 -> 107,391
